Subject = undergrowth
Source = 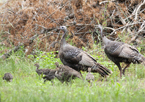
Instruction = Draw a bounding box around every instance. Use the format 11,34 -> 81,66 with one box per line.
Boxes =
0,44 -> 145,102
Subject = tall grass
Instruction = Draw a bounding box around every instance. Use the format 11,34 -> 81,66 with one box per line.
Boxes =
0,46 -> 145,102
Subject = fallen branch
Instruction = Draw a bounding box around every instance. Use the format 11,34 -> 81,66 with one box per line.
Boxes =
0,34 -> 39,60
0,43 -> 23,60
129,21 -> 145,43
110,22 -> 142,35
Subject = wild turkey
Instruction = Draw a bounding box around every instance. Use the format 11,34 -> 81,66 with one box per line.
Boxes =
3,73 -> 13,82
55,62 -> 83,83
98,25 -> 145,77
34,63 -> 51,76
43,69 -> 56,84
58,26 -> 112,77
86,68 -> 94,83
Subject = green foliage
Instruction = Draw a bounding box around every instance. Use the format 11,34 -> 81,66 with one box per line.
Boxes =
13,46 -> 26,58
0,41 -> 145,102
34,51 -> 61,69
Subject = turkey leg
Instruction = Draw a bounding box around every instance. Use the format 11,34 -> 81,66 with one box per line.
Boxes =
123,63 -> 131,75
116,62 -> 122,78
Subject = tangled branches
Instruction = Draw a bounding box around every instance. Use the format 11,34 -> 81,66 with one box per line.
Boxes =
0,0 -> 145,56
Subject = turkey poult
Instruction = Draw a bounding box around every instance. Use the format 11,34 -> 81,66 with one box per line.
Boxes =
34,63 -> 51,76
86,68 -> 94,83
58,26 -> 112,77
3,73 -> 13,82
42,69 -> 56,84
98,25 -> 145,77
34,63 -> 57,83
55,62 -> 83,83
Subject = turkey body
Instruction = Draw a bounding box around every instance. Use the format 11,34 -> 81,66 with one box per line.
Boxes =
34,63 -> 51,76
86,68 -> 94,83
54,62 -> 83,83
98,25 -> 145,77
43,69 -> 56,83
59,43 -> 86,71
3,73 -> 13,82
58,26 -> 112,77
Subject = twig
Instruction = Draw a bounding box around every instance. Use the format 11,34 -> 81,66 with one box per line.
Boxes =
134,1 -> 145,21
48,41 -> 58,51
104,27 -> 116,32
46,31 -> 93,35
70,31 -> 86,47
115,3 -> 132,34
35,24 -> 56,34
99,0 -> 116,5
110,22 -> 143,35
45,0 -> 69,21
129,21 -> 145,43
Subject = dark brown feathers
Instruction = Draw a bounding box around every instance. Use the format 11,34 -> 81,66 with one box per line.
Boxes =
98,24 -> 145,77
59,26 -> 112,77
34,63 -> 51,76
86,68 -> 94,83
3,73 -> 13,82
55,62 -> 83,83
43,69 -> 56,83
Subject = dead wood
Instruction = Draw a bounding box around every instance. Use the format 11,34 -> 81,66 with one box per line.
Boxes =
129,21 -> 145,43
0,34 -> 38,60
0,0 -> 145,55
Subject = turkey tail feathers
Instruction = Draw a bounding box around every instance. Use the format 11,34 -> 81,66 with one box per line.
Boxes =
141,55 -> 145,66
92,63 -> 112,77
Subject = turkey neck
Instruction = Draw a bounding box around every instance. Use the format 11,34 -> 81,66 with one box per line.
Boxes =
99,25 -> 111,46
102,36 -> 111,46
35,64 -> 39,70
60,30 -> 67,48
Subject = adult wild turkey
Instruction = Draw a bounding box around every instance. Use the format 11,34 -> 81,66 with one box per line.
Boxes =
58,26 -> 112,77
3,73 -> 13,82
55,62 -> 83,83
98,25 -> 145,77
34,63 -> 51,76
86,68 -> 94,83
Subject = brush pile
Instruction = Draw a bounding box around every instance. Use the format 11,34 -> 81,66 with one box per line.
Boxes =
0,0 -> 145,55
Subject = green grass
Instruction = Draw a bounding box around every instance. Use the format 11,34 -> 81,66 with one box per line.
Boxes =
0,46 -> 145,102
